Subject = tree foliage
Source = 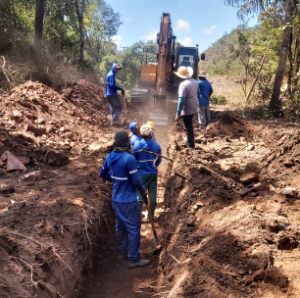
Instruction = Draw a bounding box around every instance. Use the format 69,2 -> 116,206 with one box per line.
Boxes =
0,0 -> 121,81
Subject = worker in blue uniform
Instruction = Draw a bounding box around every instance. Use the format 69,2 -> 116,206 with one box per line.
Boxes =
132,125 -> 162,219
105,63 -> 125,126
99,131 -> 150,268
129,121 -> 142,147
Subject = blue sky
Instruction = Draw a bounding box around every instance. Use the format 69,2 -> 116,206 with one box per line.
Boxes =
108,0 -> 257,53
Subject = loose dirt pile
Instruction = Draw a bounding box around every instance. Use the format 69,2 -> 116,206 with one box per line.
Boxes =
0,80 -> 110,149
260,130 -> 300,188
0,80 -> 115,298
154,113 -> 300,298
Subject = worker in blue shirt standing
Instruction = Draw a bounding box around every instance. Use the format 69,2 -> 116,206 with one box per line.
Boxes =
198,71 -> 213,130
105,63 -> 125,126
99,131 -> 150,269
132,125 -> 162,219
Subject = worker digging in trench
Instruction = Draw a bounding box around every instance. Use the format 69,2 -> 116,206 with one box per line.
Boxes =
99,131 -> 150,268
174,65 -> 199,148
129,121 -> 157,147
132,124 -> 162,219
105,63 -> 125,127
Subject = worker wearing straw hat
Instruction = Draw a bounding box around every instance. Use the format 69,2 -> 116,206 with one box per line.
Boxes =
174,66 -> 199,148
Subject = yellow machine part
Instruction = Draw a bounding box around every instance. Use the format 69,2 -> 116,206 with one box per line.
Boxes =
140,64 -> 157,84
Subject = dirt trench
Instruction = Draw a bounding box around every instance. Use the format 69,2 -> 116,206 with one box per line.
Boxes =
1,80 -> 300,298
83,108 -> 300,298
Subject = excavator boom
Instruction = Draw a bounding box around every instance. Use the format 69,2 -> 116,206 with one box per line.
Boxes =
148,13 -> 173,126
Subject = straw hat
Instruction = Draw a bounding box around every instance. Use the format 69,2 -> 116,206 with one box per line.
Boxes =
199,71 -> 206,78
174,66 -> 193,79
140,125 -> 151,136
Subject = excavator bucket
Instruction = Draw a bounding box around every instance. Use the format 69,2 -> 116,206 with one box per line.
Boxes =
149,112 -> 168,126
149,95 -> 168,126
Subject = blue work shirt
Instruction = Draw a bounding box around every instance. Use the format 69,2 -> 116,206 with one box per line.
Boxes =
129,122 -> 142,147
198,78 -> 213,107
99,151 -> 145,203
132,139 -> 162,176
131,134 -> 142,147
105,63 -> 122,97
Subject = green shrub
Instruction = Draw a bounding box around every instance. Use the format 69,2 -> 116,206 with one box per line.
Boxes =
210,94 -> 227,105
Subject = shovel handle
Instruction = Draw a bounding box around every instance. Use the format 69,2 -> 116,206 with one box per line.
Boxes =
145,196 -> 159,242
122,96 -> 127,112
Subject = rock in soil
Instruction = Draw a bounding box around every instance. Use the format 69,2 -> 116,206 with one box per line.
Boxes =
44,149 -> 68,166
3,150 -> 27,171
26,124 -> 47,136
240,172 -> 258,186
0,184 -> 15,194
280,188 -> 297,198
20,170 -> 43,182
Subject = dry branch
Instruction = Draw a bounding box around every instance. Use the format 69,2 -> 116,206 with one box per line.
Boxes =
6,229 -> 74,274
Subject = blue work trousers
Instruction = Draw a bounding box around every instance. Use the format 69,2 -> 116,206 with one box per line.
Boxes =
106,95 -> 122,124
137,174 -> 157,219
112,200 -> 141,261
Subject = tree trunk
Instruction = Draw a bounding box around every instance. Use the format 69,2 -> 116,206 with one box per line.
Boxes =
33,0 -> 45,67
270,0 -> 295,111
245,53 -> 267,102
75,0 -> 85,70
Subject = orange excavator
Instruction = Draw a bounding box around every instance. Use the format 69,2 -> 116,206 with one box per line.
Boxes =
132,13 -> 205,126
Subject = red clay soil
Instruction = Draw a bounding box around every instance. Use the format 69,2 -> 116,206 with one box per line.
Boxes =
153,113 -> 300,298
1,80 -> 300,298
0,80 -> 115,298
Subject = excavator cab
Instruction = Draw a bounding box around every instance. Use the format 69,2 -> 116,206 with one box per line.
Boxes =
177,48 -> 199,78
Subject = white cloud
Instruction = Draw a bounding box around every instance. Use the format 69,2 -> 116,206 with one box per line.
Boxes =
142,30 -> 158,40
175,20 -> 190,33
178,37 -> 192,47
203,25 -> 217,35
125,17 -> 131,21
112,35 -> 124,48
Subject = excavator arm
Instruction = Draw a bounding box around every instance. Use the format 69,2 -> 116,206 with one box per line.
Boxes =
155,13 -> 173,98
148,13 -> 174,126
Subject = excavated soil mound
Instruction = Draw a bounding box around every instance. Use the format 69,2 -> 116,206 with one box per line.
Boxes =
209,112 -> 245,138
260,131 -> 300,188
0,80 -> 116,298
0,80 -> 110,149
154,114 -> 300,298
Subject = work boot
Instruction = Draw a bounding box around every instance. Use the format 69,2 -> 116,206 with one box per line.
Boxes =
128,258 -> 150,269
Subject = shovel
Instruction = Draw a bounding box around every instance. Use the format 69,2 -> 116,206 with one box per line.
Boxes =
143,194 -> 162,254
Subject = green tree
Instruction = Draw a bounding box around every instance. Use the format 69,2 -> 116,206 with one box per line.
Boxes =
86,0 -> 121,71
225,0 -> 298,112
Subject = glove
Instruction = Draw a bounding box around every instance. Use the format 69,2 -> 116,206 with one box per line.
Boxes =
121,89 -> 125,97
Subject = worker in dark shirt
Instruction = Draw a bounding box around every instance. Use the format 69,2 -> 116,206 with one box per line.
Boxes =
198,71 -> 213,130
